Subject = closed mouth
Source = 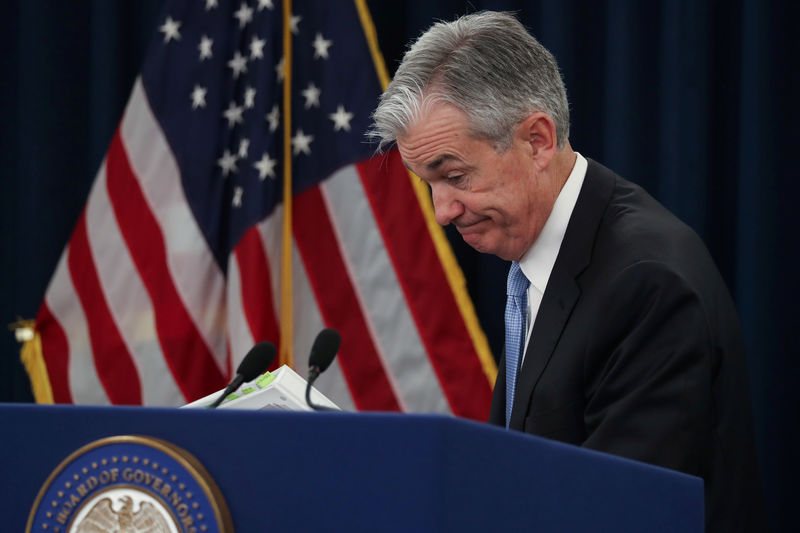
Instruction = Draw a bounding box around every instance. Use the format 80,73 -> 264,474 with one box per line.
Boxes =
455,218 -> 489,234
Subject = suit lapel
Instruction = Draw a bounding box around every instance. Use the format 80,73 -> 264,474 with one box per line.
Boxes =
509,159 -> 616,429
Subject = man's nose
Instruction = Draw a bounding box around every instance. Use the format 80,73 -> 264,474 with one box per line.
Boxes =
430,183 -> 464,226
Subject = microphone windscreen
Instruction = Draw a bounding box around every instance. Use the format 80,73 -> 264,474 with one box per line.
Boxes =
309,328 -> 341,372
237,341 -> 276,381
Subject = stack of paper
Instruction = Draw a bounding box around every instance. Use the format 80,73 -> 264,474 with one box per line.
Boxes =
182,365 -> 340,411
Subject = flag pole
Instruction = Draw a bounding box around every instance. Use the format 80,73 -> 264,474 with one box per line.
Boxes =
16,320 -> 54,403
279,0 -> 294,368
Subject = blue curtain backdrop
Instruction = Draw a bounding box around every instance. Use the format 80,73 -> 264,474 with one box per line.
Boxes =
1,1 -> 796,531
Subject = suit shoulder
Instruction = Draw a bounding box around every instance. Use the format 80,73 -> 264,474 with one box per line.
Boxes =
578,163 -> 741,346
595,173 -> 712,271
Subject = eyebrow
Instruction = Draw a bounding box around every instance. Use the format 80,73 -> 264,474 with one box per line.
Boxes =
401,153 -> 461,172
427,154 -> 460,170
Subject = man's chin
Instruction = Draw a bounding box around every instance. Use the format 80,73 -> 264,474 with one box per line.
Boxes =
460,232 -> 493,255
460,232 -> 519,261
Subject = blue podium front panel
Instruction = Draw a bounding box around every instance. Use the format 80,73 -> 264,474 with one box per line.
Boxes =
0,404 -> 702,532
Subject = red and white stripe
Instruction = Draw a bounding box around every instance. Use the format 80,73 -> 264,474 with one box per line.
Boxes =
36,77 -> 492,419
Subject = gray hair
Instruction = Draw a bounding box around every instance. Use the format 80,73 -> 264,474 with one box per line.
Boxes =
370,11 -> 570,152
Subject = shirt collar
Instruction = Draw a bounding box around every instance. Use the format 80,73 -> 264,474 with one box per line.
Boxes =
519,152 -> 587,293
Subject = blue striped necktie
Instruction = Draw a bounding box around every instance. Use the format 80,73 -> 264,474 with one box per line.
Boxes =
505,261 -> 530,428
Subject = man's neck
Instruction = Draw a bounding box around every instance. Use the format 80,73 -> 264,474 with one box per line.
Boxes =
551,142 -> 578,194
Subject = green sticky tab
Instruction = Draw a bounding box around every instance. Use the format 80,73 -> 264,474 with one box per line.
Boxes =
256,372 -> 276,388
225,392 -> 240,401
241,386 -> 255,395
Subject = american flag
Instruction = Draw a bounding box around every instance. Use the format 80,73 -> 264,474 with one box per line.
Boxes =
25,0 -> 494,418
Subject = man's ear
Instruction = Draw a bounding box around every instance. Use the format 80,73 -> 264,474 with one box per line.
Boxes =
516,112 -> 557,167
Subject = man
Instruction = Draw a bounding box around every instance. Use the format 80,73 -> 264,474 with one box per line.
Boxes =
370,11 -> 765,532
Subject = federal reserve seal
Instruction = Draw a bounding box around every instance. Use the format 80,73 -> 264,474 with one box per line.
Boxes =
26,435 -> 233,533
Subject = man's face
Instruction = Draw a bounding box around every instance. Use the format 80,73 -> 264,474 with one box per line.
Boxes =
397,103 -> 557,262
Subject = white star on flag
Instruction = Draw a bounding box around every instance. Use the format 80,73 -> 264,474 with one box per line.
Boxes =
290,14 -> 302,35
205,0 -> 218,10
329,105 -> 354,131
257,0 -> 274,10
159,17 -> 182,43
223,102 -> 244,128
232,186 -> 244,207
312,33 -> 333,59
190,85 -> 207,109
234,2 -> 254,28
217,150 -> 238,176
249,36 -> 266,60
254,153 -> 277,180
238,138 -> 250,158
198,35 -> 213,60
291,130 -> 314,155
301,83 -> 321,109
228,51 -> 248,79
244,87 -> 257,109
275,56 -> 285,82
266,105 -> 280,132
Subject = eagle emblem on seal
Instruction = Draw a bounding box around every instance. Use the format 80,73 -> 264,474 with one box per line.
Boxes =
74,495 -> 172,533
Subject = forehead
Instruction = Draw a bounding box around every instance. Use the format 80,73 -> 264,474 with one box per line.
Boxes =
397,102 -> 474,170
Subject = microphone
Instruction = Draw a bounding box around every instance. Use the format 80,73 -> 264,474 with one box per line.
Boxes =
210,341 -> 276,408
305,328 -> 341,411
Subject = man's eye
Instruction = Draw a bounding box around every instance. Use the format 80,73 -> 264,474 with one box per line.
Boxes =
447,174 -> 464,183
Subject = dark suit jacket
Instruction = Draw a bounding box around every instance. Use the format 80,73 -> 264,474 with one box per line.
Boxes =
488,159 -> 765,532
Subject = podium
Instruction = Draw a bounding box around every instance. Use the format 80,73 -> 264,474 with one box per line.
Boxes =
0,404 -> 703,532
